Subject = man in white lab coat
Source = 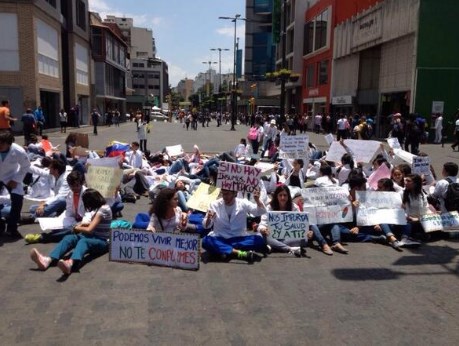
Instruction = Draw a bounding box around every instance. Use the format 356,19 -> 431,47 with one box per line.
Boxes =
0,131 -> 31,238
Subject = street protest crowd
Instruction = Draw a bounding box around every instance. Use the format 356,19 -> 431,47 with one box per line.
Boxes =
1,110 -> 459,274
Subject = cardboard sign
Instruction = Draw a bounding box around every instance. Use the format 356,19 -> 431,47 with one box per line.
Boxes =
165,144 -> 184,157
302,186 -> 353,224
420,212 -> 459,233
268,211 -> 309,239
110,229 -> 200,270
412,156 -> 431,175
71,133 -> 89,148
72,146 -> 89,157
186,183 -> 221,212
356,191 -> 406,226
393,148 -> 415,165
86,166 -> 123,198
279,134 -> 309,158
216,161 -> 262,193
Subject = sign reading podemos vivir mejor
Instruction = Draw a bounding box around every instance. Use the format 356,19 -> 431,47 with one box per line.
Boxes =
110,229 -> 200,270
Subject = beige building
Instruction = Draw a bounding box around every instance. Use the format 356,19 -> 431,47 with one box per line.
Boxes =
0,0 -> 91,130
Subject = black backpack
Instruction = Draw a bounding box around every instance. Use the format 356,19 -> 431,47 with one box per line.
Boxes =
444,178 -> 459,212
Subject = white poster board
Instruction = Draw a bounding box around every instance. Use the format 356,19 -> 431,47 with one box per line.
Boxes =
268,211 -> 309,239
412,156 -> 431,175
86,166 -> 123,198
356,191 -> 406,226
343,139 -> 381,163
165,144 -> 184,157
420,212 -> 459,233
302,186 -> 353,225
87,157 -> 121,168
387,137 -> 401,149
324,133 -> 334,146
279,134 -> 309,158
216,161 -> 262,193
325,141 -> 347,163
186,183 -> 221,212
110,229 -> 200,270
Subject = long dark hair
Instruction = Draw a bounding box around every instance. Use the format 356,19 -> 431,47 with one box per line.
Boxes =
149,188 -> 176,219
82,188 -> 106,211
402,174 -> 423,206
270,185 -> 292,211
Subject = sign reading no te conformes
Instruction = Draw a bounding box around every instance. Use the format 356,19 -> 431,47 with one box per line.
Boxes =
110,229 -> 200,270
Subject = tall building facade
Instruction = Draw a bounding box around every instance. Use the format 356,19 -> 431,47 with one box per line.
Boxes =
0,0 -> 91,130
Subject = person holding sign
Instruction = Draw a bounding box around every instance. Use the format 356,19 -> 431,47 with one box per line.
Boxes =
147,188 -> 189,233
30,188 -> 113,275
257,185 -> 308,257
202,189 -> 266,263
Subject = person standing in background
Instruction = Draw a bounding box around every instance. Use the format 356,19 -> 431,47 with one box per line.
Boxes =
91,109 -> 100,135
434,113 -> 443,144
59,108 -> 67,133
34,105 -> 45,136
0,100 -> 17,132
21,108 -> 36,145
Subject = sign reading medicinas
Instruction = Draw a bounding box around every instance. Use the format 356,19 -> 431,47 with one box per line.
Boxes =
110,229 -> 200,270
216,161 -> 262,193
86,166 -> 123,198
356,191 -> 406,226
420,211 -> 459,233
268,212 -> 309,239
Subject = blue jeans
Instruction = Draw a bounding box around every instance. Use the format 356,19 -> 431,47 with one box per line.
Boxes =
379,224 -> 411,238
310,224 -> 329,247
30,198 -> 66,217
49,234 -> 108,261
176,190 -> 189,212
111,201 -> 124,216
202,235 -> 266,255
329,224 -> 373,244
41,228 -> 73,243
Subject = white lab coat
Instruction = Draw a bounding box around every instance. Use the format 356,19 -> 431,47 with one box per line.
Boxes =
0,143 -> 31,195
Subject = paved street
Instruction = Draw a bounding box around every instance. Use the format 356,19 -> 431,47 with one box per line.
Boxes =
1,120 -> 459,345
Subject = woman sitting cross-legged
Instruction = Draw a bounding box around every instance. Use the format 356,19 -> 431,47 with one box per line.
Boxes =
30,188 -> 112,275
147,188 -> 190,233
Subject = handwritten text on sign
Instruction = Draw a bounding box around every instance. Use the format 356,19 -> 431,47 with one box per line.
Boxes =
268,212 -> 309,239
86,166 -> 123,198
109,229 -> 200,270
186,183 -> 221,213
420,211 -> 459,233
216,161 -> 262,193
280,134 -> 309,155
412,156 -> 431,175
356,191 -> 406,226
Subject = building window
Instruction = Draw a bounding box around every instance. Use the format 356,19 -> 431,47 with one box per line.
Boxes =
306,64 -> 315,87
304,7 -> 329,55
76,0 -> 86,31
0,13 -> 19,71
315,8 -> 328,51
75,43 -> 89,85
36,19 -> 59,78
318,60 -> 328,85
45,0 -> 56,8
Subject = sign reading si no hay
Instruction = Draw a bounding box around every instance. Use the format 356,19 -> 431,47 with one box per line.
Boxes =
216,161 -> 262,193
268,211 -> 309,239
110,229 -> 200,270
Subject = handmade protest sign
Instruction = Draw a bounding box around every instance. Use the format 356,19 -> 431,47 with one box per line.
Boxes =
86,166 -> 123,198
387,137 -> 401,149
343,139 -> 381,163
393,148 -> 415,165
279,134 -> 309,158
325,141 -> 347,163
324,133 -> 334,146
254,162 -> 275,175
110,229 -> 200,270
367,163 -> 391,190
165,144 -> 184,157
216,161 -> 262,193
268,211 -> 309,239
302,186 -> 353,224
412,156 -> 431,175
87,157 -> 120,168
186,183 -> 221,212
356,191 -> 406,226
420,211 -> 459,233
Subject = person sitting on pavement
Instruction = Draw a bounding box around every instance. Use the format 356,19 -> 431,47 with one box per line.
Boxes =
25,170 -> 87,244
429,162 -> 458,213
28,159 -> 70,219
30,188 -> 112,275
201,188 -> 267,263
146,188 -> 189,233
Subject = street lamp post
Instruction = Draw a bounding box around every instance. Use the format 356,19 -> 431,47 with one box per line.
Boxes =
280,0 -> 287,126
219,14 -> 245,131
211,48 -> 230,124
201,60 -> 217,97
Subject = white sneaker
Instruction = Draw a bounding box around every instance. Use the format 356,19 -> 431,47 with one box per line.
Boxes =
400,237 -> 421,248
289,246 -> 302,258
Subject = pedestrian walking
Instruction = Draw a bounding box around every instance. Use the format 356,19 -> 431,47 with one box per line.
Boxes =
59,108 -> 67,133
91,109 -> 100,135
0,100 -> 16,133
34,105 -> 45,136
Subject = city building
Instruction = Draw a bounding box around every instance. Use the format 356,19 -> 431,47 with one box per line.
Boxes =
90,12 -> 127,119
0,0 -> 91,130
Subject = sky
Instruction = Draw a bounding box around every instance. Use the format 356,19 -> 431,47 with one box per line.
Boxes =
88,0 -> 246,87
